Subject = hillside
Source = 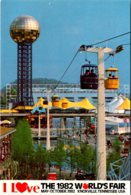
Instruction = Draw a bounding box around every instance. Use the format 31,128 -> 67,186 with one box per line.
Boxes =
0,78 -> 68,94
32,78 -> 67,84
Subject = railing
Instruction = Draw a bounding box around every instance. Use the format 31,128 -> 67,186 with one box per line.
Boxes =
108,153 -> 130,180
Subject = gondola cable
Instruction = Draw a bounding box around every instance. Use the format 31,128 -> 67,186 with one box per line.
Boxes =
92,32 -> 130,46
79,32 -> 130,51
52,32 -> 130,91
53,49 -> 79,90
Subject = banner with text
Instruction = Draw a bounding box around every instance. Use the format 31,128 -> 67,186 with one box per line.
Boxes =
0,180 -> 130,195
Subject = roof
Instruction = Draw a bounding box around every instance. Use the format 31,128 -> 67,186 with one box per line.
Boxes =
33,97 -> 52,109
105,67 -> 118,71
117,98 -> 130,110
81,64 -> 97,68
33,97 -> 44,108
74,98 -> 96,110
0,127 -> 16,139
0,96 -> 96,114
33,97 -> 95,110
15,106 -> 33,110
53,97 -> 96,110
60,98 -> 75,109
106,96 -> 124,113
0,109 -> 18,113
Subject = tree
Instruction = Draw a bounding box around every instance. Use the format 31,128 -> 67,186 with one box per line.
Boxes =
45,149 -> 56,173
0,94 -> 6,106
11,88 -> 17,95
66,143 -> 96,177
78,143 -> 96,174
53,141 -> 66,178
64,140 -> 81,177
34,144 -> 47,179
107,137 -> 123,170
12,118 -> 34,164
112,137 -> 123,153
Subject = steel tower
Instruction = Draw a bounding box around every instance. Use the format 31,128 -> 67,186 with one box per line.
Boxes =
10,15 -> 40,106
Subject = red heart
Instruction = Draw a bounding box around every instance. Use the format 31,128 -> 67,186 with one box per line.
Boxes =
83,183 -> 89,189
16,182 -> 28,193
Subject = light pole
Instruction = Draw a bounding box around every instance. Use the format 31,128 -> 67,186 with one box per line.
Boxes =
46,90 -> 51,150
38,114 -> 41,139
79,46 -> 112,180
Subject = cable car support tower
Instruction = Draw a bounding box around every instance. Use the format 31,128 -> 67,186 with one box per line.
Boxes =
79,45 -> 113,180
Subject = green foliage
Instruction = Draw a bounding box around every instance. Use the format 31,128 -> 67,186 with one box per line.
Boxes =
53,141 -> 66,167
66,142 -> 96,174
78,143 -> 96,173
46,149 -> 55,165
53,141 -> 66,177
12,118 -> 33,162
35,144 -> 46,165
112,137 -> 123,153
11,88 -> 17,95
107,151 -> 121,170
107,137 -> 122,170
0,94 -> 6,105
66,146 -> 80,174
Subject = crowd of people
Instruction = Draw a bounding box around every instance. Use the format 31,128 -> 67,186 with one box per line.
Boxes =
85,69 -> 97,77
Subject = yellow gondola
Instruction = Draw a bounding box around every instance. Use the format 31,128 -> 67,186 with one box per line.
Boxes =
105,67 -> 119,89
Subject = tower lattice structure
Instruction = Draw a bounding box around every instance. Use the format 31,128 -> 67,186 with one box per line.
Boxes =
17,43 -> 33,105
10,15 -> 40,106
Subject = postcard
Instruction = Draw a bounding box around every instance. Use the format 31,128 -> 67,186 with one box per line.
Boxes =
0,0 -> 130,194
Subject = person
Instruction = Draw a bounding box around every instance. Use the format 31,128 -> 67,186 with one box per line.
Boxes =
107,140 -> 112,149
118,134 -> 124,142
89,69 -> 97,77
85,69 -> 90,76
108,73 -> 112,78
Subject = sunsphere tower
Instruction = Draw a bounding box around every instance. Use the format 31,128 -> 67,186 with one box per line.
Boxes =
10,15 -> 40,106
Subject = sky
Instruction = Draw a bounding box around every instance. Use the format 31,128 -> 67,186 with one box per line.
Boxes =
0,0 -> 130,89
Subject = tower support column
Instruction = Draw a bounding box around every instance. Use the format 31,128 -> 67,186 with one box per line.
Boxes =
46,94 -> 51,150
17,43 -> 33,106
79,46 -> 112,180
97,50 -> 106,180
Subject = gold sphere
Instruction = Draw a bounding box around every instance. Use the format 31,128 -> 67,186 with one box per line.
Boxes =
10,15 -> 40,43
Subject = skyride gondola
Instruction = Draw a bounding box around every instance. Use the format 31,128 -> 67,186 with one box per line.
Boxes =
80,63 -> 98,89
80,57 -> 119,90
79,44 -> 123,91
104,48 -> 120,90
105,67 -> 119,90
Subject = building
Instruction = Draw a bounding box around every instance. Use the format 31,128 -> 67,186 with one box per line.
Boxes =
5,83 -> 125,109
0,126 -> 16,179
